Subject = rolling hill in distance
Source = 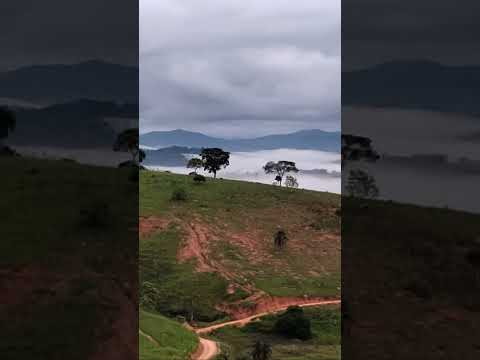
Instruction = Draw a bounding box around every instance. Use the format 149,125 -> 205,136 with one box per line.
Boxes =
0,60 -> 138,104
343,60 -> 480,115
140,129 -> 340,152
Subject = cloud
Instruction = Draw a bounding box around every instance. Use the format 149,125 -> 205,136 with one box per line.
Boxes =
0,1 -> 138,70
140,0 -> 340,137
343,0 -> 480,69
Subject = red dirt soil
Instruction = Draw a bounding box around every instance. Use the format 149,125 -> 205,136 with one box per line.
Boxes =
139,216 -> 171,238
218,294 -> 340,320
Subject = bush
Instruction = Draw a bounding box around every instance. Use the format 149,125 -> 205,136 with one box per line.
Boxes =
274,306 -> 312,340
193,174 -> 206,183
171,188 -> 187,201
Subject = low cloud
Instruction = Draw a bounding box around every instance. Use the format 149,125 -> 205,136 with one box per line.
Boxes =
140,0 -> 340,137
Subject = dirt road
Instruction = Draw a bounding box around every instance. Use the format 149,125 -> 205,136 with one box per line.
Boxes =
191,338 -> 219,360
191,299 -> 340,359
195,299 -> 341,335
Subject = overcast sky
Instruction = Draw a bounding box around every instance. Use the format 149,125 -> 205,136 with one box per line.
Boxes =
0,1 -> 138,71
140,0 -> 340,137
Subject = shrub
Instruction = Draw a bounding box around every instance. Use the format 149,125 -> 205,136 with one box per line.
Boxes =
171,188 -> 187,201
274,306 -> 312,340
193,174 -> 206,183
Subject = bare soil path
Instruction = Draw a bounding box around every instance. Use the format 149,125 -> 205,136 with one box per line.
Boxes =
190,338 -> 219,360
195,299 -> 341,335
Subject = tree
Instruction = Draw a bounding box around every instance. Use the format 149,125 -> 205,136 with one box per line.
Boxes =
345,169 -> 379,198
263,161 -> 298,186
0,107 -> 16,148
285,175 -> 299,189
200,148 -> 230,179
341,134 -> 379,165
113,128 -> 143,165
342,134 -> 380,197
274,229 -> 288,249
274,306 -> 312,340
187,157 -> 203,174
251,341 -> 272,360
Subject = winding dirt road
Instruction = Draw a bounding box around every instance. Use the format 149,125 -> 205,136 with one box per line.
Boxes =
191,299 -> 341,359
190,338 -> 219,360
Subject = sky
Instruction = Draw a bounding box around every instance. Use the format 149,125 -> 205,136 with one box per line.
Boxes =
0,1 -> 138,71
140,0 -> 340,137
343,0 -> 480,70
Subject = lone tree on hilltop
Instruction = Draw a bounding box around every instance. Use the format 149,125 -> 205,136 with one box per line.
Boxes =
251,341 -> 272,360
200,148 -> 230,179
0,107 -> 16,149
274,229 -> 288,249
113,128 -> 145,166
263,161 -> 298,186
187,157 -> 203,174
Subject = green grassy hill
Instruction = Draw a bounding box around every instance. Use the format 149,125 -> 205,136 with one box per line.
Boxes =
139,310 -> 198,360
140,171 -> 341,322
139,170 -> 341,359
0,157 -> 137,360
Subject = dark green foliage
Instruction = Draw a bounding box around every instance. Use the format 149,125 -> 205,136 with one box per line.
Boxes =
200,147 -> 230,178
251,341 -> 272,360
171,188 -> 188,201
274,306 -> 312,340
193,174 -> 206,183
263,160 -> 298,186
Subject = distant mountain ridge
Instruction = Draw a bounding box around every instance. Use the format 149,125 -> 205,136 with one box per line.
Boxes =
8,99 -> 137,148
343,60 -> 480,116
140,129 -> 340,152
0,60 -> 138,104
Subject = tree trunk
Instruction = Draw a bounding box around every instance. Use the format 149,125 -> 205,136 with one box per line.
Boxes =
213,171 -> 217,179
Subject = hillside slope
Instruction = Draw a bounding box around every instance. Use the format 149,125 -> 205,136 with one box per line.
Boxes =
139,310 -> 198,360
140,171 -> 341,324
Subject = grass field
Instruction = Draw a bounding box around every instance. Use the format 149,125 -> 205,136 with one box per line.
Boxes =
140,171 -> 341,312
140,224 -> 229,321
343,197 -> 480,359
0,157 -> 138,360
210,306 -> 341,360
139,310 -> 198,360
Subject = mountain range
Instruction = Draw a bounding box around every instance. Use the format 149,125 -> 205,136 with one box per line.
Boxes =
0,60 -> 138,104
8,99 -> 137,148
343,60 -> 480,116
140,129 -> 340,152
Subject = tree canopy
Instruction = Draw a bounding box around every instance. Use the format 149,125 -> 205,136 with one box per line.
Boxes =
187,157 -> 203,173
263,160 -> 298,186
113,128 -> 143,165
200,148 -> 230,178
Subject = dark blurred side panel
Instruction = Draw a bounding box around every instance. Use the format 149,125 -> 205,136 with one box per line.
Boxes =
342,0 -> 480,359
0,1 -> 138,359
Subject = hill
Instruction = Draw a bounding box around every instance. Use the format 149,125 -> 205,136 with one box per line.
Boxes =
0,60 -> 138,104
140,129 -> 340,152
139,310 -> 198,360
343,60 -> 480,116
8,99 -> 137,147
140,171 -> 340,321
343,197 -> 480,359
0,157 -> 137,360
